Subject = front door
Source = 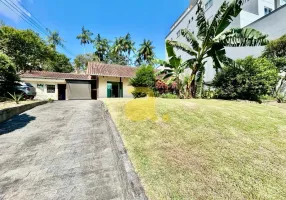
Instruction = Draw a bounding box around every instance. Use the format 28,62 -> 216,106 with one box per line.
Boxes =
58,84 -> 66,100
107,82 -> 123,98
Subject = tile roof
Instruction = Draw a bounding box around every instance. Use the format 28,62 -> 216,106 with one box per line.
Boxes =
87,62 -> 136,78
20,71 -> 90,80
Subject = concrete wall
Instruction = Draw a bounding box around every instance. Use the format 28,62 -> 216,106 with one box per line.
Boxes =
21,78 -> 66,100
0,101 -> 47,123
97,76 -> 134,98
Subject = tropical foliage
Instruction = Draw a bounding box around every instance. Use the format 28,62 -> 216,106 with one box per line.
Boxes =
157,43 -> 186,97
0,25 -> 73,73
0,53 -> 19,97
0,26 -> 50,72
129,65 -> 156,88
136,39 -> 155,65
76,26 -> 93,53
263,34 -> 286,99
213,56 -> 278,102
94,34 -> 110,62
47,29 -> 65,49
168,0 -> 269,98
110,33 -> 135,65
43,52 -> 73,73
74,53 -> 99,71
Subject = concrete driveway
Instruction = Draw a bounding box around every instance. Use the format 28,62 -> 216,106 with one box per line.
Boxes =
0,101 -> 123,200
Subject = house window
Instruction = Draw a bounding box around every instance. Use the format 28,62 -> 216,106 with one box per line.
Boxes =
264,7 -> 273,15
205,0 -> 213,10
47,85 -> 55,93
177,30 -> 181,38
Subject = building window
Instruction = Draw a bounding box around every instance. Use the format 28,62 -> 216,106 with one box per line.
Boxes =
177,30 -> 181,38
264,7 -> 273,15
205,0 -> 213,10
192,17 -> 194,21
47,85 -> 55,93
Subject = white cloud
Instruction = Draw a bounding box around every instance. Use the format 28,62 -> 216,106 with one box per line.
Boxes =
0,0 -> 31,22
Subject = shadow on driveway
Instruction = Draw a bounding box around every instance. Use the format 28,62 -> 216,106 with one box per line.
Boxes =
0,114 -> 36,135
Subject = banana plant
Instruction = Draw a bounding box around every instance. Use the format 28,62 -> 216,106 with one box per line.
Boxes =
157,43 -> 186,98
168,0 -> 269,98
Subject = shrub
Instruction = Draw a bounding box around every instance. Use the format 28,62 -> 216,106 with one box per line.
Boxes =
0,53 -> 19,97
213,57 -> 279,102
161,93 -> 178,99
48,98 -> 54,103
131,87 -> 154,99
131,91 -> 147,99
129,65 -> 155,88
155,80 -> 168,94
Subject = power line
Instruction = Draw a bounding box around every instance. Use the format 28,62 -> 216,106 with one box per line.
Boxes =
0,0 -> 48,36
0,0 -> 75,57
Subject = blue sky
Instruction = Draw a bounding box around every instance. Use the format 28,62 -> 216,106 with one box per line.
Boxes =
0,0 -> 189,62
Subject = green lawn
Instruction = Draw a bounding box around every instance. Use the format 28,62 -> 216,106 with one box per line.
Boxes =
103,98 -> 286,200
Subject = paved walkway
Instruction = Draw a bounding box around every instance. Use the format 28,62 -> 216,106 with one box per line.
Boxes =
0,101 -> 123,200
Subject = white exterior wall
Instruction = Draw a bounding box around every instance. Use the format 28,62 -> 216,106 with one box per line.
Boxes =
21,78 -> 66,100
97,76 -> 134,98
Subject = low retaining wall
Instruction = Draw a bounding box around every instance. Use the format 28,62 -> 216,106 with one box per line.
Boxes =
101,102 -> 148,200
0,101 -> 47,123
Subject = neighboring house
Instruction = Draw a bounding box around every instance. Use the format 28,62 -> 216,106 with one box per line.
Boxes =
20,62 -> 136,100
165,0 -> 286,82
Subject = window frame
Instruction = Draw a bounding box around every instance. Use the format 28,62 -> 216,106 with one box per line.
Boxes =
205,0 -> 213,11
47,85 -> 56,93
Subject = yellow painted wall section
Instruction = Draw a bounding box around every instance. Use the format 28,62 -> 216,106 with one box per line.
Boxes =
97,76 -> 133,98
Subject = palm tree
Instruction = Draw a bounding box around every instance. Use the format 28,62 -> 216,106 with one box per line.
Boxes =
76,26 -> 93,53
94,34 -> 110,62
136,39 -> 155,65
157,43 -> 186,97
111,33 -> 135,65
168,0 -> 268,98
46,29 -> 65,49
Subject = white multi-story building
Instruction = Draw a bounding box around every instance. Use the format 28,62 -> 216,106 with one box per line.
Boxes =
165,0 -> 286,82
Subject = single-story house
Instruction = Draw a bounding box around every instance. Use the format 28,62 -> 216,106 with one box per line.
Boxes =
20,62 -> 136,100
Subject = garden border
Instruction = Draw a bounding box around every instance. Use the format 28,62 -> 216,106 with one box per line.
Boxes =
101,101 -> 148,200
0,101 -> 47,123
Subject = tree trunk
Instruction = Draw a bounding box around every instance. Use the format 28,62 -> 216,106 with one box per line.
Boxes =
188,69 -> 198,98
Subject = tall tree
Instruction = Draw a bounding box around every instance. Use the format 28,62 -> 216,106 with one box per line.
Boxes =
74,53 -> 99,72
0,53 -> 19,97
76,26 -> 93,53
168,0 -> 268,98
43,52 -> 74,73
111,33 -> 135,65
94,34 -> 110,62
0,26 -> 50,72
136,39 -> 155,65
46,29 -> 65,49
